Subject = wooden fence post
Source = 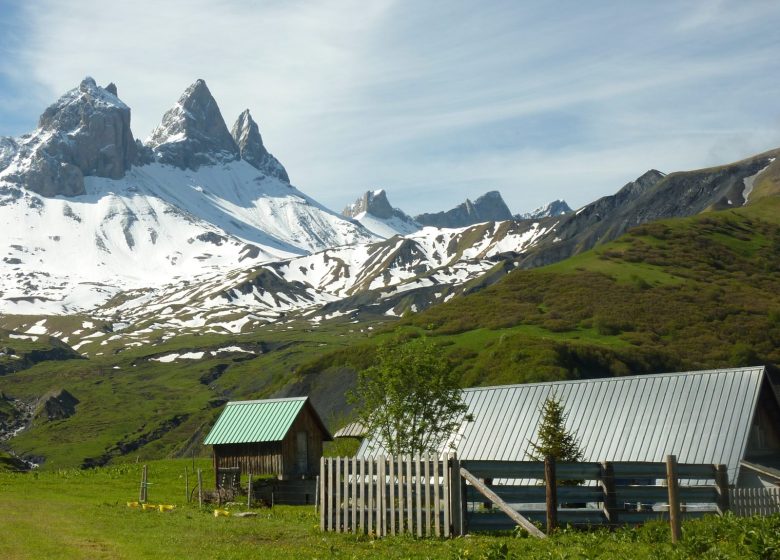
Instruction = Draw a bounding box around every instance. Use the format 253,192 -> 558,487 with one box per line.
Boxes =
450,454 -> 464,536
197,468 -> 203,509
715,464 -> 730,515
666,454 -> 682,543
185,467 -> 189,503
434,454 -> 441,537
315,475 -> 320,514
382,456 -> 388,536
367,458 -> 374,535
545,456 -> 557,534
328,457 -> 335,532
388,455 -> 396,536
358,457 -> 365,533
351,456 -> 357,533
336,457 -> 342,533
139,464 -> 148,503
319,457 -> 326,531
406,456 -> 414,534
414,454 -> 423,537
395,455 -> 403,534
601,461 -> 618,526
344,457 -> 351,533
424,453 -> 432,537
443,454 -> 451,537
247,471 -> 253,509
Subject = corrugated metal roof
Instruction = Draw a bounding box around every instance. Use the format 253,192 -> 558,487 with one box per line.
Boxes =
359,366 -> 766,482
334,422 -> 366,438
204,397 -> 307,445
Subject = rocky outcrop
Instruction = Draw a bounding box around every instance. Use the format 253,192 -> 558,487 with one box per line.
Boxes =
343,189 -> 396,220
342,189 -> 421,237
0,137 -> 18,171
415,190 -> 513,228
147,79 -> 239,169
517,199 -> 572,220
231,110 -> 289,182
36,389 -> 79,422
0,77 -> 136,197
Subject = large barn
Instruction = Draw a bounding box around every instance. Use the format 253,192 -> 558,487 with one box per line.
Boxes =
358,366 -> 780,488
204,396 -> 332,481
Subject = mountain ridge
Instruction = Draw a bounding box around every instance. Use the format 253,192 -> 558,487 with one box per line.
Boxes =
415,190 -> 513,228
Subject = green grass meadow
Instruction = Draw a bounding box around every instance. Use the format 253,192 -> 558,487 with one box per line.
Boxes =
0,459 -> 778,559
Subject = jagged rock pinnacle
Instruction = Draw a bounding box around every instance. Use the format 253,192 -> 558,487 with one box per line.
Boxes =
146,79 -> 239,170
231,109 -> 289,182
343,189 -> 395,219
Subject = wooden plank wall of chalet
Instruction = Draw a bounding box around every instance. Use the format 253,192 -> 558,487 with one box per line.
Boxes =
214,442 -> 284,476
281,406 -> 326,477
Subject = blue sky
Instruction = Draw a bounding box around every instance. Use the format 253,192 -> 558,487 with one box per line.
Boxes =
1,0 -> 779,215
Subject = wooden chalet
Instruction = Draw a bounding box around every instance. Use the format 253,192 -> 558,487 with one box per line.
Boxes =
204,396 -> 332,483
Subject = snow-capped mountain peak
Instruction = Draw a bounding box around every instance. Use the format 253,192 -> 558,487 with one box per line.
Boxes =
516,199 -> 572,220
0,76 -> 376,315
0,77 -> 136,197
231,109 -> 289,183
342,189 -> 420,238
146,79 -> 239,169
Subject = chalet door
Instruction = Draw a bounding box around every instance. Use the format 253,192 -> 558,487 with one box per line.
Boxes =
296,431 -> 308,474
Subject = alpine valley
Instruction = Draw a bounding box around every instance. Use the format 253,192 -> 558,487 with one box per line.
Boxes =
1,77 -> 779,469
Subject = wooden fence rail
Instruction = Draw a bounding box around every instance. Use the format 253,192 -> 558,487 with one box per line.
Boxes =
730,487 -> 780,516
320,455 -> 747,538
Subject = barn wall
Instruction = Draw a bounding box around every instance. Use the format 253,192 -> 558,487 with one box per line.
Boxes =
745,381 -> 780,458
213,442 -> 283,476
280,405 -> 326,478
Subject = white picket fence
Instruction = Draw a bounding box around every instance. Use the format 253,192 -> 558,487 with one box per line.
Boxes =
730,487 -> 780,516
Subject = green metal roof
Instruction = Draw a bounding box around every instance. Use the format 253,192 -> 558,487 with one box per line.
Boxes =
204,397 -> 307,445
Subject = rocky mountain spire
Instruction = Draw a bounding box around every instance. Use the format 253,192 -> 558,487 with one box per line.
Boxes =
231,110 -> 289,183
146,79 -> 239,169
343,189 -> 395,219
415,190 -> 513,228
0,77 -> 136,197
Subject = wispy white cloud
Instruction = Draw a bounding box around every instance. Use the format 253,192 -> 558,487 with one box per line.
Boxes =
1,0 -> 779,215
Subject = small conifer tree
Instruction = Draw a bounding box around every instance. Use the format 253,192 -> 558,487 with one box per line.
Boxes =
527,393 -> 584,463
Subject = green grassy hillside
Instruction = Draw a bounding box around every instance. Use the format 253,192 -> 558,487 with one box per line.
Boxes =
2,197 -> 779,469
0,328 -> 82,375
298,196 -> 780,388
0,321 -> 381,469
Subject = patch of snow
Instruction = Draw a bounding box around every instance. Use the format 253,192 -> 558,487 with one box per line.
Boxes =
742,162 -> 772,205
214,346 -> 252,354
9,334 -> 38,341
151,354 -> 179,363
25,319 -> 47,335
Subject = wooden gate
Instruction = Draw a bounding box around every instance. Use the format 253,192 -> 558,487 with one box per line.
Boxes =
319,454 -> 454,537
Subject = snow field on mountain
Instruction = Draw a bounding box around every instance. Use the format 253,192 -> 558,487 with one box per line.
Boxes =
0,160 -> 375,314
